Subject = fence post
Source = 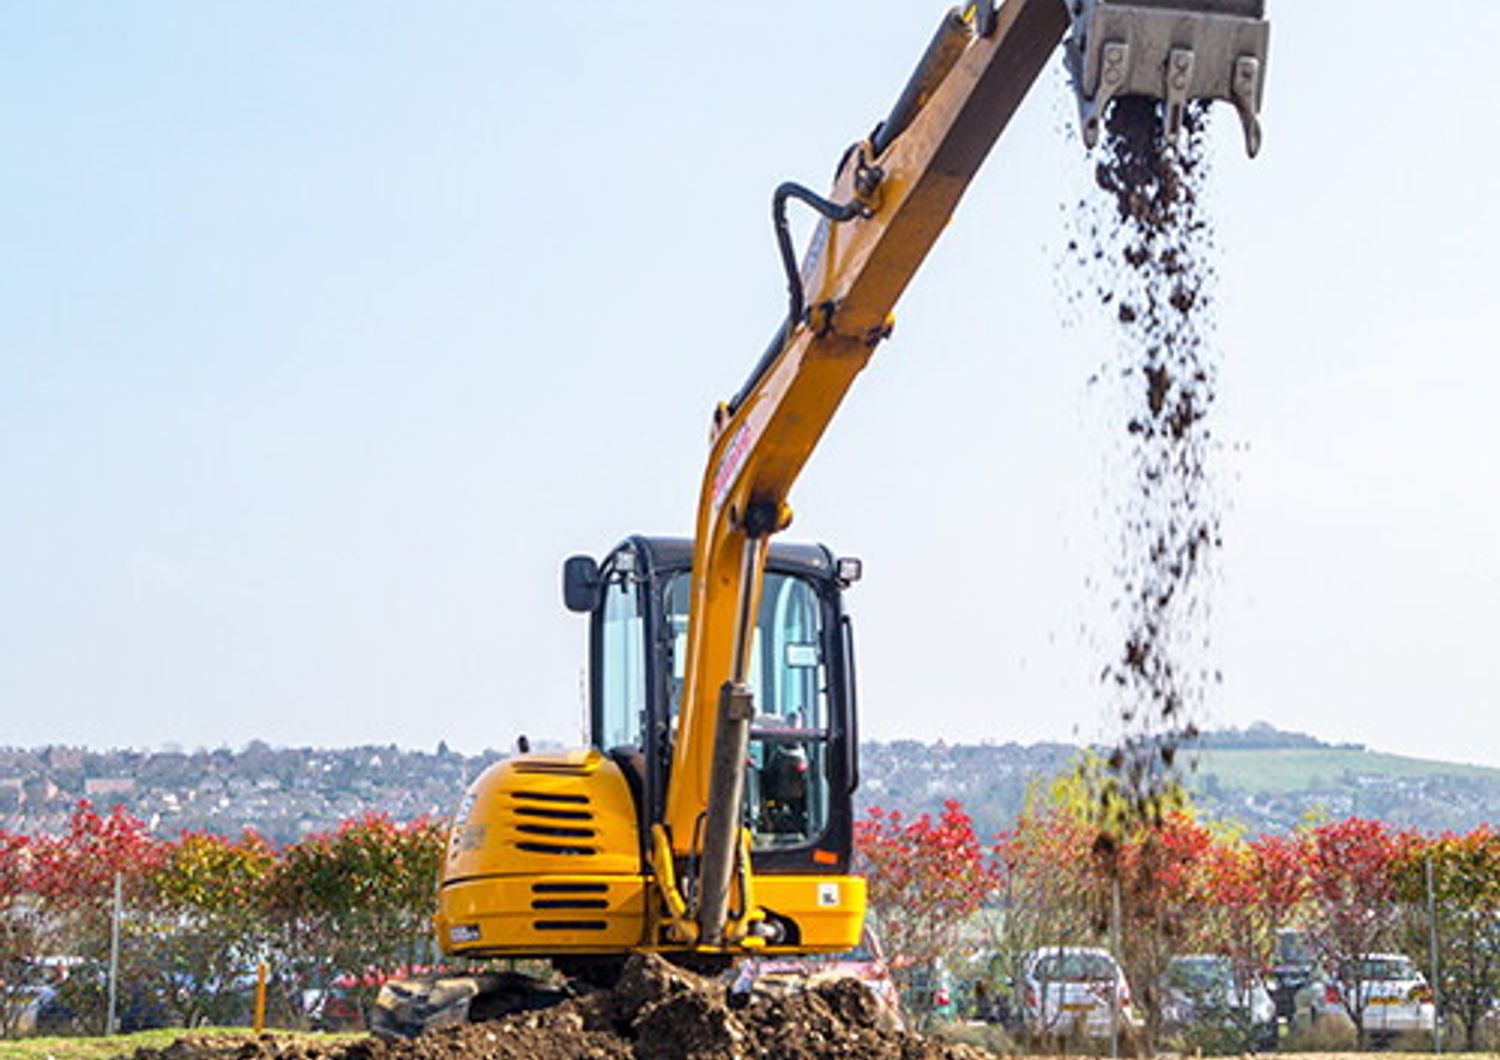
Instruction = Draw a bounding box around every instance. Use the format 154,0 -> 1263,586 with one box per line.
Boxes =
253,962 -> 268,1033
106,871 -> 122,1035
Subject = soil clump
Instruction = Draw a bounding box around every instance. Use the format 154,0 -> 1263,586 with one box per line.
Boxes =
126,955 -> 987,1060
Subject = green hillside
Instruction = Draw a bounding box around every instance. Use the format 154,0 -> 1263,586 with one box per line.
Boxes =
1191,747 -> 1500,796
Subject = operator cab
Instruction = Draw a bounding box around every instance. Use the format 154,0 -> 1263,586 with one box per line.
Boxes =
563,535 -> 860,874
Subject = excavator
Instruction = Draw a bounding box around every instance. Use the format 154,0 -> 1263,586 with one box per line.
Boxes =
377,0 -> 1270,1033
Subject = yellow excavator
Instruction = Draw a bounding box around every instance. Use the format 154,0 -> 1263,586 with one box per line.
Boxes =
380,0 -> 1270,1031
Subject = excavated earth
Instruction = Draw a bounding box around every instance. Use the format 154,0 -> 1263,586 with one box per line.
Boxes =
1073,96 -> 1222,827
126,956 -> 988,1060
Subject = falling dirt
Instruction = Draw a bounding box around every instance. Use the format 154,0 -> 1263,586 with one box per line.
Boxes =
126,956 -> 987,1060
1071,96 -> 1223,836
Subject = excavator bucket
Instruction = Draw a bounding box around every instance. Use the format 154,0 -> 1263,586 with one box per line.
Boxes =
1067,0 -> 1270,156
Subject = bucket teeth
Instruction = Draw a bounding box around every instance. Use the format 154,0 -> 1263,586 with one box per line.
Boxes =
1068,0 -> 1271,156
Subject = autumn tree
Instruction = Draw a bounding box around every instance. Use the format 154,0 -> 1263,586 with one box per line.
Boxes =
992,784 -> 1109,1000
145,831 -> 277,1027
1247,832 -> 1311,944
994,771 -> 1224,1051
262,814 -> 444,1023
854,800 -> 996,1005
1108,811 -> 1219,1053
1394,827 -> 1500,1050
1164,829 -> 1307,1052
1188,832 -> 1308,985
1189,838 -> 1262,1005
0,830 -> 42,1037
24,802 -> 166,1033
1300,817 -> 1418,1048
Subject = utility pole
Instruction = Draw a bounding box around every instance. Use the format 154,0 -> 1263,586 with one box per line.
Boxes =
106,871 -> 122,1035
1425,855 -> 1442,1053
1109,877 -> 1122,1060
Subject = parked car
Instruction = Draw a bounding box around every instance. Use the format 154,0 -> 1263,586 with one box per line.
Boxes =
8,984 -> 49,1036
729,929 -> 902,1031
305,974 -> 373,1031
900,962 -> 957,1027
1160,954 -> 1277,1050
17,958 -> 167,1034
1266,928 -> 1313,1022
1295,953 -> 1435,1040
4,956 -> 85,1035
1019,947 -> 1138,1039
969,964 -> 1016,1027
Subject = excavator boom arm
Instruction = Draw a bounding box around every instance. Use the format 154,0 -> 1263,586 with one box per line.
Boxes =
657,0 -> 1269,947
665,0 -> 1075,942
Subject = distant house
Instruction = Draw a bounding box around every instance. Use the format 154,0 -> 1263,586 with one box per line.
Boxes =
21,776 -> 60,806
84,777 -> 137,799
44,747 -> 85,772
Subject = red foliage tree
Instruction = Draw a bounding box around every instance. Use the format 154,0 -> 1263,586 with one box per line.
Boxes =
854,800 -> 997,995
262,814 -> 444,1023
1191,833 -> 1310,970
993,800 -> 1105,984
0,830 -> 41,1035
1248,832 -> 1311,935
22,802 -> 167,1034
25,802 -> 163,905
1109,811 -> 1218,1051
0,808 -> 447,1034
1300,817 -> 1419,1046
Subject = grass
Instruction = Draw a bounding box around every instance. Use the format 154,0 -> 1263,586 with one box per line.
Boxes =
1190,747 -> 1500,796
0,1029 -> 359,1060
0,1028 -> 238,1060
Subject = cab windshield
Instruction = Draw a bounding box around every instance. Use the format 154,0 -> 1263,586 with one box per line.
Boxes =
664,570 -> 833,850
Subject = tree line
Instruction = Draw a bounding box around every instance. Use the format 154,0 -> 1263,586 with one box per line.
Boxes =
1,789 -> 1495,1052
855,774 -> 1499,1052
0,803 -> 443,1036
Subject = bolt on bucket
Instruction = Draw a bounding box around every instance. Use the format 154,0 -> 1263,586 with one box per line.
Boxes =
1067,0 -> 1270,156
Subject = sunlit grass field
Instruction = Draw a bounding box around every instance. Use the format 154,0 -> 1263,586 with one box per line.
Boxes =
0,1029 -> 358,1060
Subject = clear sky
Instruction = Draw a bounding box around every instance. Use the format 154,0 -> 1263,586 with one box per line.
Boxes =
2,2 -> 1496,767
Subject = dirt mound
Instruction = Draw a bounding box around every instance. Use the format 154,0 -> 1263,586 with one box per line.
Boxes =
127,956 -> 986,1060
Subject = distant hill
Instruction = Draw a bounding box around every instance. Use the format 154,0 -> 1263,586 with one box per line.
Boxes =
0,726 -> 1493,842
1189,744 -> 1500,835
862,726 -> 1499,837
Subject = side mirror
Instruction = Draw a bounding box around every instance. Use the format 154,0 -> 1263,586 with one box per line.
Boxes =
562,555 -> 601,613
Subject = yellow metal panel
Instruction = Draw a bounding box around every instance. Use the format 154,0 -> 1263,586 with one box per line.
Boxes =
444,751 -> 642,881
438,874 -> 648,956
438,870 -> 866,959
754,874 -> 868,953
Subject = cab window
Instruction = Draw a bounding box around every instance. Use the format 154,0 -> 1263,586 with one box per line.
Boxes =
597,572 -> 646,751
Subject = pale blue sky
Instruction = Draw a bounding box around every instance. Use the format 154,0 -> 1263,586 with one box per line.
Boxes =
2,2 -> 1496,766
